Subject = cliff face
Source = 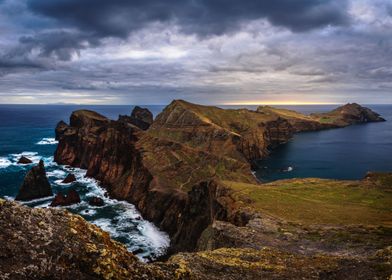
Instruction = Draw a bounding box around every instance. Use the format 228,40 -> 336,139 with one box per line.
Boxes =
54,100 -> 386,254
150,100 -> 294,162
54,109 -> 253,253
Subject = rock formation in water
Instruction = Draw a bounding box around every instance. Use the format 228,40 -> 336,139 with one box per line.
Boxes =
62,173 -> 76,183
53,100 -> 387,254
50,189 -> 81,207
89,196 -> 105,207
17,156 -> 32,164
15,160 -> 52,201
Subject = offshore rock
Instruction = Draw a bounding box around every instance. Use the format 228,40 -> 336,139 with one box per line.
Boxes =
50,189 -> 81,207
15,160 -> 52,201
17,156 -> 32,164
89,196 -> 105,207
62,173 -> 76,183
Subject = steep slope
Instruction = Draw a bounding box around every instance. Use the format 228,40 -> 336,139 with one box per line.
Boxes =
149,100 -> 293,162
54,109 -> 254,253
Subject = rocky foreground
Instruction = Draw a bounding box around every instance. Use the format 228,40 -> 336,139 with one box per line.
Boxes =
1,101 -> 390,279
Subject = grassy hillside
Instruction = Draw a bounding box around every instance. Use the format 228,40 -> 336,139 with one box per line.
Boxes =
224,177 -> 392,226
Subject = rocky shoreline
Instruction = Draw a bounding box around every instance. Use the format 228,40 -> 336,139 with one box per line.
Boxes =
1,100 -> 390,279
53,100 -> 386,254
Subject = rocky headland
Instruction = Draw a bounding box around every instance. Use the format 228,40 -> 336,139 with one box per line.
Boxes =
1,101 -> 390,279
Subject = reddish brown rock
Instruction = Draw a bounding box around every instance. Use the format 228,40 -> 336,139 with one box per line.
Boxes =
88,196 -> 104,207
50,189 -> 80,207
62,173 -> 76,184
53,100 -> 386,254
17,156 -> 32,164
15,160 -> 52,201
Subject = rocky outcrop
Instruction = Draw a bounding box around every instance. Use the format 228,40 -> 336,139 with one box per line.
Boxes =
17,156 -> 32,164
258,103 -> 385,133
50,189 -> 81,207
62,173 -> 76,183
118,106 -> 153,130
15,160 -> 52,201
89,196 -> 104,207
0,199 -> 174,280
312,103 -> 386,126
2,199 -> 389,279
54,108 -> 254,253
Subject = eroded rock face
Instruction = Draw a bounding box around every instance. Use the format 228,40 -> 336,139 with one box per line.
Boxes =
54,108 -> 254,253
15,160 -> 52,201
118,106 -> 154,130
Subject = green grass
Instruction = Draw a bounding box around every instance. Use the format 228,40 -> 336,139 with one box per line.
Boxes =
224,178 -> 392,226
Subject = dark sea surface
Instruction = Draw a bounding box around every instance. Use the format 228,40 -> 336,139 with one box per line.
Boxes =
0,104 -> 391,259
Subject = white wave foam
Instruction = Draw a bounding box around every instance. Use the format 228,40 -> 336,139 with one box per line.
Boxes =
36,138 -> 58,145
0,157 -> 12,169
47,170 -> 67,178
284,166 -> 294,172
137,221 -> 170,251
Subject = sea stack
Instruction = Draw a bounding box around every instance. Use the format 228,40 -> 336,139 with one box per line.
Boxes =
17,156 -> 33,164
15,160 -> 52,201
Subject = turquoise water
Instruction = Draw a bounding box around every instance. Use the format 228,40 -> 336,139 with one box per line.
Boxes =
0,104 -> 390,259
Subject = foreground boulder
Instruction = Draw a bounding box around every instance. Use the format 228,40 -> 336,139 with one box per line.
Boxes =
17,156 -> 32,164
50,189 -> 81,207
15,160 -> 52,201
0,199 -> 172,280
62,173 -> 76,183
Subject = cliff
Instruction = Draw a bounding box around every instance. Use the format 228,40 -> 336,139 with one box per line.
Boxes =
2,174 -> 391,280
54,100 -> 387,255
54,109 -> 253,253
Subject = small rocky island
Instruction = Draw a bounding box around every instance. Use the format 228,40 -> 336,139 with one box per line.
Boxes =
1,101 -> 390,279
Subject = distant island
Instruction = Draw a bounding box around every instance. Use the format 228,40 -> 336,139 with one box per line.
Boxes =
1,100 -> 390,279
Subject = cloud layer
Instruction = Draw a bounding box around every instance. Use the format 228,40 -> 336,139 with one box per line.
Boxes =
0,0 -> 391,104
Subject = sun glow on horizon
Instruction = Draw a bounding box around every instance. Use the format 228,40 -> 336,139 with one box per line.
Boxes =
222,100 -> 342,106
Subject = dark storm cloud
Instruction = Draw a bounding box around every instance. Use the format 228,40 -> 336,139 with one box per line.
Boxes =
27,0 -> 349,38
19,31 -> 100,61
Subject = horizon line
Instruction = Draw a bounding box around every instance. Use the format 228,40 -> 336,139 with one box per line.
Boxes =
0,103 -> 391,106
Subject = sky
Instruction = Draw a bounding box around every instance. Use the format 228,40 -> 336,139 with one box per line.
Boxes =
0,0 -> 391,105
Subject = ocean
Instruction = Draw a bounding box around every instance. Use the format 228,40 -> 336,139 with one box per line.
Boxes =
0,104 -> 391,260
